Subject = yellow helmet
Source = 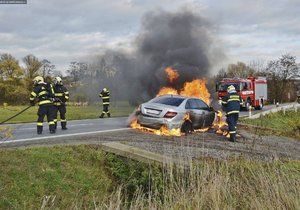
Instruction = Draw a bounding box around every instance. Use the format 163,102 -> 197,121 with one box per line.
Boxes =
103,87 -> 108,92
54,76 -> 62,85
33,76 -> 44,85
227,85 -> 236,92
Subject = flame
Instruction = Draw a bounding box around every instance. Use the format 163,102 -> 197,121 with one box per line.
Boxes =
180,79 -> 210,104
165,67 -> 179,83
212,111 -> 228,136
131,66 -> 228,137
157,87 -> 178,97
130,119 -> 181,136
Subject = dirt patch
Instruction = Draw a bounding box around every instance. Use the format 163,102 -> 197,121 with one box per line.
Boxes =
1,129 -> 299,161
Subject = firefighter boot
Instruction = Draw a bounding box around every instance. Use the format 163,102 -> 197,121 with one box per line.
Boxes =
37,125 -> 43,135
61,120 -> 67,130
99,113 -> 104,118
229,133 -> 236,142
107,112 -> 111,118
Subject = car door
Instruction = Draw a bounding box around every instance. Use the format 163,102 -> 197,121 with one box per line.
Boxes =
195,99 -> 215,127
185,99 -> 205,129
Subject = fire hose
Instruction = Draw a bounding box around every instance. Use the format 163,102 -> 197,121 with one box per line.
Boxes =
0,105 -> 32,125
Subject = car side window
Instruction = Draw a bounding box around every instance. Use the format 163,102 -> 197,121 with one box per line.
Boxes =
185,99 -> 198,109
195,99 -> 209,110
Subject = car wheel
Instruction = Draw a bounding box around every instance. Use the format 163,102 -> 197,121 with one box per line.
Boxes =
181,121 -> 193,135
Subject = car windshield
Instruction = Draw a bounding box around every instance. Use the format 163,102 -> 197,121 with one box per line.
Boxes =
218,83 -> 240,91
151,97 -> 185,107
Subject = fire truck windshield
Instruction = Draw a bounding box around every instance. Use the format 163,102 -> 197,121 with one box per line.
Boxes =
218,83 -> 241,91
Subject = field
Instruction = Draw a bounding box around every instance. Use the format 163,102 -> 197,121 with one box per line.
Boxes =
0,145 -> 299,209
242,110 -> 300,140
0,102 -> 135,124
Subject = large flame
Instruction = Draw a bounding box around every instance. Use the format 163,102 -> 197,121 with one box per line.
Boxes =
131,66 -> 227,137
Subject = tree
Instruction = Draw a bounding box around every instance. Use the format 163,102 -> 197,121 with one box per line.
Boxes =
67,61 -> 87,84
40,59 -> 55,78
23,54 -> 42,91
0,54 -> 25,104
227,62 -> 256,78
266,54 -> 299,102
0,53 -> 23,80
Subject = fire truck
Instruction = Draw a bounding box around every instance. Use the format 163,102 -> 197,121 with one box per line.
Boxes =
216,77 -> 268,110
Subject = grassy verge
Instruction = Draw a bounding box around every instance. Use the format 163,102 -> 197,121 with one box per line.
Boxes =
0,102 -> 134,123
241,110 -> 300,140
1,145 -> 299,209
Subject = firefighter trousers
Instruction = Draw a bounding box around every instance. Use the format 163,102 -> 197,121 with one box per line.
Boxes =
54,104 -> 67,129
226,113 -> 239,142
37,104 -> 56,134
100,104 -> 110,118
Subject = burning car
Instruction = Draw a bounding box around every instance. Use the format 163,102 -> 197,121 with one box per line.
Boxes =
135,94 -> 216,135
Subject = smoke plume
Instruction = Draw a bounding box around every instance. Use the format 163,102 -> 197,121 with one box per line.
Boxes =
85,9 -> 223,104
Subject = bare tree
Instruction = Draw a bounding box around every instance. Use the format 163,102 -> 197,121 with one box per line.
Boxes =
40,59 -> 55,77
266,54 -> 299,102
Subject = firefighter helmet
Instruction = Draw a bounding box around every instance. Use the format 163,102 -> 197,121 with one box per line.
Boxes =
33,76 -> 44,85
103,87 -> 108,92
54,76 -> 62,85
227,85 -> 236,92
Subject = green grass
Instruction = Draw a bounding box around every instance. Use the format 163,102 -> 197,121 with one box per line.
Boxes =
0,102 -> 135,123
242,110 -> 300,139
0,145 -> 299,209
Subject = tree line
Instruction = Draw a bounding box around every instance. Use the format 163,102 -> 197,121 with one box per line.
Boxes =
0,52 -> 299,105
214,54 -> 299,103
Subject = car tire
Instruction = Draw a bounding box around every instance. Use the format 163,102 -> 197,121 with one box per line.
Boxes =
181,121 -> 193,135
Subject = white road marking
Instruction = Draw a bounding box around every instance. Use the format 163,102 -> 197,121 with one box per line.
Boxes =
1,128 -> 131,144
14,123 -> 96,131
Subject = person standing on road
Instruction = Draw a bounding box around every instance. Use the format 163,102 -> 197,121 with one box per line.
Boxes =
99,87 -> 110,118
53,77 -> 69,130
30,76 -> 56,134
221,85 -> 242,142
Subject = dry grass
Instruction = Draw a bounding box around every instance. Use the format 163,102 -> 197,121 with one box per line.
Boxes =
96,159 -> 300,210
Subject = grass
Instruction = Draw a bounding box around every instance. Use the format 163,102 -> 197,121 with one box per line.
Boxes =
0,145 -> 299,209
242,110 -> 300,140
0,101 -> 135,124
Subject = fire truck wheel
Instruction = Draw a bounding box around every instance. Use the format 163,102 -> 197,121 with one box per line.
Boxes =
255,99 -> 264,110
245,100 -> 251,111
181,121 -> 193,135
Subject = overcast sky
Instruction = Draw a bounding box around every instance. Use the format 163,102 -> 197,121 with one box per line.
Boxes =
0,0 -> 299,73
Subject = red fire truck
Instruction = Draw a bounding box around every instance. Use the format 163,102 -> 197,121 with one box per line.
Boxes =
216,77 -> 268,110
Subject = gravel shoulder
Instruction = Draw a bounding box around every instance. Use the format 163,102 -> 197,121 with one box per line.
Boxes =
1,129 -> 299,161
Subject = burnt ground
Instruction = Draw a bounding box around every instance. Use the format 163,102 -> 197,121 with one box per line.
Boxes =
1,128 -> 299,161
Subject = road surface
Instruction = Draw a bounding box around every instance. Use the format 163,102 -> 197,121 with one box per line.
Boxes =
0,103 -> 289,146
1,117 -> 129,145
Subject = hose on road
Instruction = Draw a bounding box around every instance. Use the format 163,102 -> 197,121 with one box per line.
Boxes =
0,106 -> 32,125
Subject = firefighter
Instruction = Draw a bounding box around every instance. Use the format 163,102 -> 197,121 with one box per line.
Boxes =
221,85 -> 242,142
30,76 -> 56,134
99,87 -> 110,118
53,77 -> 69,130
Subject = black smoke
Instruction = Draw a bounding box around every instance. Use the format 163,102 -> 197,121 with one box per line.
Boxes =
86,9 -> 223,105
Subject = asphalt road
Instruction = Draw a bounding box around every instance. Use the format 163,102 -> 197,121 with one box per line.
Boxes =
1,117 -> 129,144
0,103 -> 289,146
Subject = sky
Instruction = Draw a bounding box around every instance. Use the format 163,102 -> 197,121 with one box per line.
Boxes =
0,0 -> 299,74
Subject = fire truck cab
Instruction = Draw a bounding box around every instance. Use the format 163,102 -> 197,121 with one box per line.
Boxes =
216,77 -> 268,110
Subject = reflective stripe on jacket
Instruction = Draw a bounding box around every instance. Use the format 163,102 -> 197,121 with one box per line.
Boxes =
30,83 -> 54,106
99,90 -> 110,104
221,92 -> 242,115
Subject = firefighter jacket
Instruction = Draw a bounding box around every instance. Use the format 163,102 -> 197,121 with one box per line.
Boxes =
221,92 -> 242,115
53,84 -> 69,106
30,82 -> 55,106
99,89 -> 110,105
